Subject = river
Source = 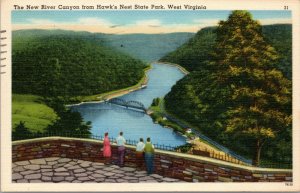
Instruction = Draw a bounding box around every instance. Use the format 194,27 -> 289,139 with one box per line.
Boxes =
71,63 -> 187,147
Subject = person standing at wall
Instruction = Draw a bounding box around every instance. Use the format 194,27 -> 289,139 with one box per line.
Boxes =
116,131 -> 126,167
103,132 -> 111,165
135,138 -> 145,169
144,137 -> 155,175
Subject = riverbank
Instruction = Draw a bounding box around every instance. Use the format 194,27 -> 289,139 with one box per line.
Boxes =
67,62 -> 187,107
67,65 -> 152,106
149,98 -> 186,133
157,61 -> 189,75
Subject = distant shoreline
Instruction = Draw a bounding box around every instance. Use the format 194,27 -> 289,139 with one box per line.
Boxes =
156,61 -> 189,75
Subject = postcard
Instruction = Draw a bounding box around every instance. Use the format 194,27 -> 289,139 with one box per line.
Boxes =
1,0 -> 300,191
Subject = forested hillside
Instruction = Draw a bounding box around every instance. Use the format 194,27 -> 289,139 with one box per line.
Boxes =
13,30 -> 194,62
12,35 -> 147,98
161,24 -> 292,79
161,15 -> 292,167
160,27 -> 216,72
262,25 -> 292,79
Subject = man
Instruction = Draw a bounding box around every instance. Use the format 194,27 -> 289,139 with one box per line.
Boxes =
116,131 -> 126,166
135,138 -> 145,169
144,137 -> 155,175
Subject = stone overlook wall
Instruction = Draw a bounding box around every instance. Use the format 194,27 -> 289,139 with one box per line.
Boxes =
12,137 -> 292,182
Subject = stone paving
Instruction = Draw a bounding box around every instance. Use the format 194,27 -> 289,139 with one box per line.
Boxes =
12,157 -> 184,183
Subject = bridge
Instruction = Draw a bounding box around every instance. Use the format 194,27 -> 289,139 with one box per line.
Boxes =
106,98 -> 147,113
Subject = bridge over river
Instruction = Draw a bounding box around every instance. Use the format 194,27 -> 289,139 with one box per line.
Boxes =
106,98 -> 147,113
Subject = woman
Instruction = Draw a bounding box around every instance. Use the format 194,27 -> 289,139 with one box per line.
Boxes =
103,132 -> 112,165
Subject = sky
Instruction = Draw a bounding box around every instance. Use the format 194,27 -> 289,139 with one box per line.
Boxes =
12,10 -> 292,34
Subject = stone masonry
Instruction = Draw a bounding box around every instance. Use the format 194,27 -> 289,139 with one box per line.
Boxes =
12,137 -> 293,182
12,157 -> 183,183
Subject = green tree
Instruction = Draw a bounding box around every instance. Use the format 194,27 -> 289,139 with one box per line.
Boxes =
12,121 -> 32,140
151,97 -> 160,106
45,98 -> 92,137
211,11 -> 292,166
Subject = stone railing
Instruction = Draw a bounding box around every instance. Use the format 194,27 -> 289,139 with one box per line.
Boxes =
12,137 -> 292,182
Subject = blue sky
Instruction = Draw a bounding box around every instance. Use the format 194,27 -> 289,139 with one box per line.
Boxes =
12,10 -> 291,34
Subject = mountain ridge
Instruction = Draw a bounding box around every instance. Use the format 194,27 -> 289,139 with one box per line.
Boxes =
12,29 -> 195,62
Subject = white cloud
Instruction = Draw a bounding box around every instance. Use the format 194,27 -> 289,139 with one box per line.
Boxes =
26,17 -> 114,26
193,19 -> 220,25
27,19 -> 57,25
134,19 -> 162,27
77,17 -> 113,26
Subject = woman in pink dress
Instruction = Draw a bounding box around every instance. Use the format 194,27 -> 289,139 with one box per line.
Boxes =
103,132 -> 112,164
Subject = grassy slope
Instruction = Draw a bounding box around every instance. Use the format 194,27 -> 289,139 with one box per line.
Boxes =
12,94 -> 58,132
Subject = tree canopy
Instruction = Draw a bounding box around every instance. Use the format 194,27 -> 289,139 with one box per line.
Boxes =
12,35 -> 147,99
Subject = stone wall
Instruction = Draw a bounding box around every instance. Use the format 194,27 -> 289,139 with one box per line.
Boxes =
12,137 -> 292,182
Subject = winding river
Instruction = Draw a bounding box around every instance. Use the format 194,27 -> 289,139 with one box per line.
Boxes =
71,63 -> 187,147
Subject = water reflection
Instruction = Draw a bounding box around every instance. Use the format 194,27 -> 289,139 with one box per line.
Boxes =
110,105 -> 145,118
